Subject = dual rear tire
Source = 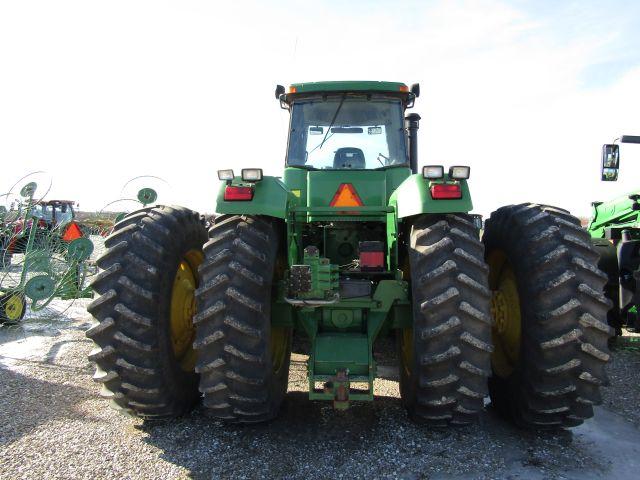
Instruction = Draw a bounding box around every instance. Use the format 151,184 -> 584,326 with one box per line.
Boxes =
194,215 -> 292,423
399,214 -> 492,426
87,208 -> 290,421
483,204 -> 611,427
87,204 -> 611,428
400,205 -> 611,428
87,206 -> 205,416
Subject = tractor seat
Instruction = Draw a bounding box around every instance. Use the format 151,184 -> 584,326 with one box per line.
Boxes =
333,148 -> 366,169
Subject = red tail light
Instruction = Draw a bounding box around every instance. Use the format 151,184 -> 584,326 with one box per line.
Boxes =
359,241 -> 384,271
224,185 -> 254,201
360,252 -> 384,268
430,184 -> 462,200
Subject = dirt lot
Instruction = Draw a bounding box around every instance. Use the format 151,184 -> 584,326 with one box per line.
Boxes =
1,301 -> 640,480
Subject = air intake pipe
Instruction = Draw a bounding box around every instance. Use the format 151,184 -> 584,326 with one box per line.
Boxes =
406,113 -> 421,174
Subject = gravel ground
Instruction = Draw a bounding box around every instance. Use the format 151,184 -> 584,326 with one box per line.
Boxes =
1,302 -> 640,480
601,330 -> 640,428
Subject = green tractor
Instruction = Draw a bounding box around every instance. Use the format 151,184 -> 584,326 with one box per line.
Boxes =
588,135 -> 640,335
87,81 -> 611,428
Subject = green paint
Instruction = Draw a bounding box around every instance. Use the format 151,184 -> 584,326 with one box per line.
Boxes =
587,191 -> 640,238
289,80 -> 408,94
389,174 -> 473,218
297,280 -> 409,402
315,334 -> 369,375
24,275 -> 55,301
137,188 -> 158,206
293,248 -> 339,300
215,176 -> 293,218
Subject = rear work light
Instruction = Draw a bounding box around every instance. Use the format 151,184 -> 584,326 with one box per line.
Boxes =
218,169 -> 234,181
423,165 -> 444,179
224,185 -> 254,201
449,166 -> 470,180
241,168 -> 263,182
431,184 -> 462,200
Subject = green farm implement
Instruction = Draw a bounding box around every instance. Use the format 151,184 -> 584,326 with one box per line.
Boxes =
0,182 -> 94,324
588,135 -> 640,335
87,81 -> 611,428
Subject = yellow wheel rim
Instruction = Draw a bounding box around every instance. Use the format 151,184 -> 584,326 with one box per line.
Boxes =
399,327 -> 414,379
4,294 -> 24,321
270,327 -> 289,375
170,250 -> 202,372
488,250 -> 522,378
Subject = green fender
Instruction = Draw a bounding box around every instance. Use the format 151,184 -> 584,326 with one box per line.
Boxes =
587,191 -> 640,239
214,176 -> 292,218
388,173 -> 473,218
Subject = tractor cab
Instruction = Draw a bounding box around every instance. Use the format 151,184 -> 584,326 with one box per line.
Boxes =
32,200 -> 76,227
281,82 -> 414,171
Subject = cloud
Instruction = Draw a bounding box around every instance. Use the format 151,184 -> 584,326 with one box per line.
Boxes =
0,0 -> 638,217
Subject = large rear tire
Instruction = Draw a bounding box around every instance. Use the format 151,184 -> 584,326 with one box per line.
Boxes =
483,203 -> 612,428
399,214 -> 492,426
591,237 -> 621,335
194,215 -> 292,423
86,205 -> 208,417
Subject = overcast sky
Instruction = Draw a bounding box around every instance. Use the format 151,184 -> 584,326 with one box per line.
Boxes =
1,0 -> 639,217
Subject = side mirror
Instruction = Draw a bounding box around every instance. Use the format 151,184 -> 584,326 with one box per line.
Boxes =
410,83 -> 420,97
275,84 -> 285,99
601,144 -> 620,181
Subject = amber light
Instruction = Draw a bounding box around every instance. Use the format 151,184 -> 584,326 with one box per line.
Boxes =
431,184 -> 462,200
224,186 -> 254,201
289,86 -> 297,93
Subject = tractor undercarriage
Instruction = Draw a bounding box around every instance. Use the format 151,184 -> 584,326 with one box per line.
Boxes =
281,218 -> 409,408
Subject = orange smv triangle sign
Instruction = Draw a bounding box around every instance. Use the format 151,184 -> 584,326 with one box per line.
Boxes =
62,222 -> 83,242
329,183 -> 364,207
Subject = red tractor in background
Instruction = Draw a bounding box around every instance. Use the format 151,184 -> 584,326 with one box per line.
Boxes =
0,199 -> 83,267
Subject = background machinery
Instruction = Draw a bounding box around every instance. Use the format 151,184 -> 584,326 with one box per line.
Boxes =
0,185 -> 93,324
588,135 -> 640,334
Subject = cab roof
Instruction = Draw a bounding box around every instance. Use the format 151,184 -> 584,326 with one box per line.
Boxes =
288,80 -> 408,94
35,200 -> 75,206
